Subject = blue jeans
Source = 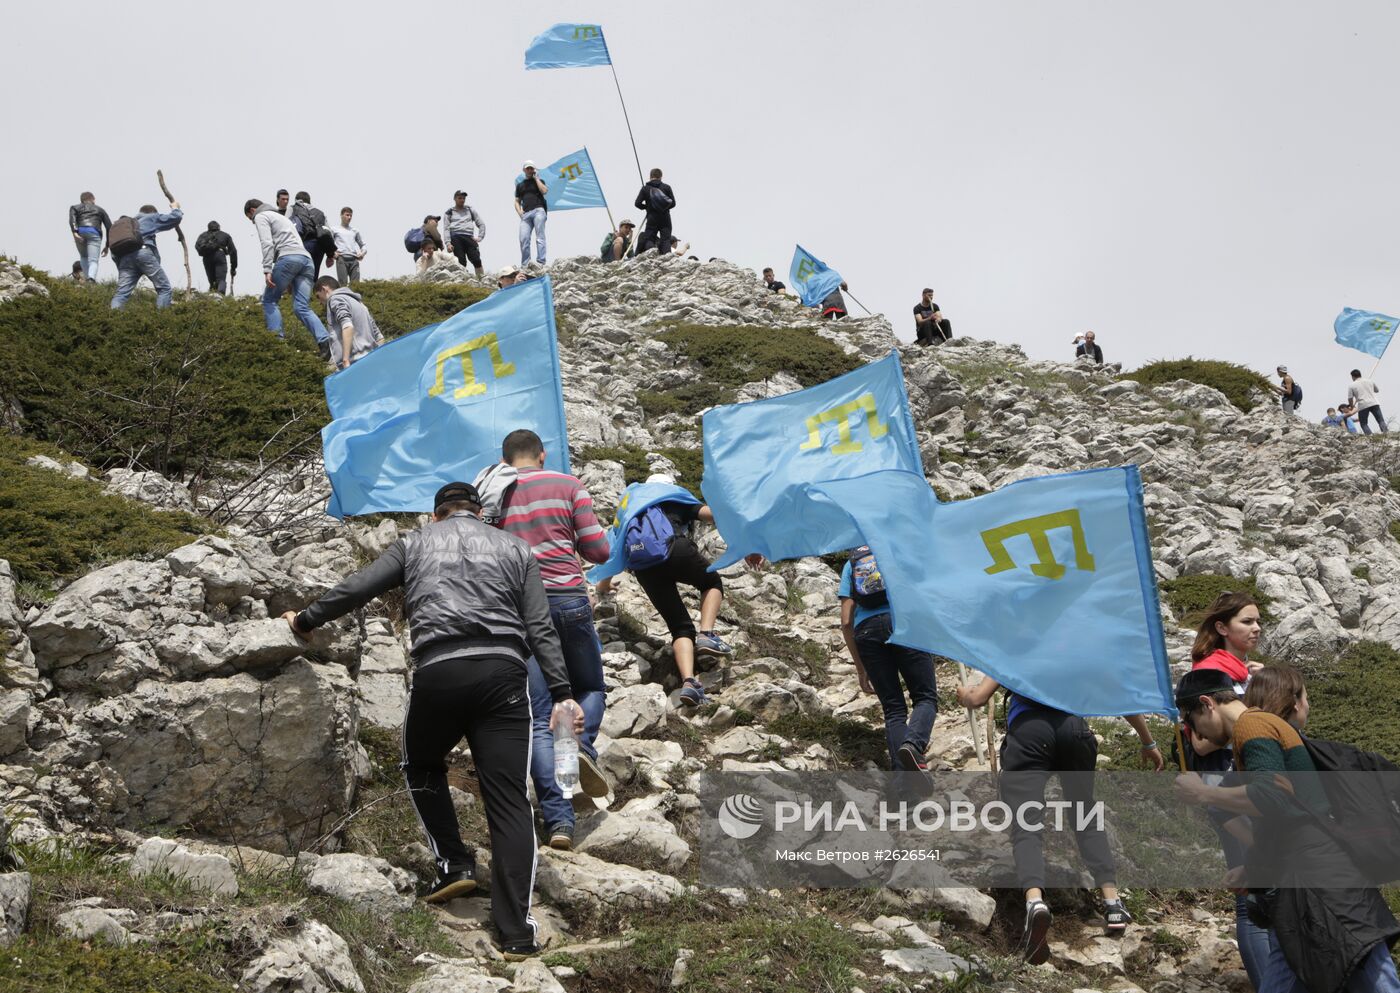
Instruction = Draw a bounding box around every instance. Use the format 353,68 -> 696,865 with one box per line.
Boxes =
518,208 -> 546,265
1233,892 -> 1274,991
76,230 -> 101,281
854,612 -> 938,767
261,254 -> 328,343
526,595 -> 607,830
110,247 -> 172,309
1261,936 -> 1400,993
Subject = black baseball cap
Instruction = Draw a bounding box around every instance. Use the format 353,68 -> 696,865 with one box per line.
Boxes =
1174,668 -> 1235,707
433,481 -> 480,511
423,214 -> 441,223
453,190 -> 468,197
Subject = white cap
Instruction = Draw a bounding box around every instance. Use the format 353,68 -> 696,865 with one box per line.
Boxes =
497,264 -> 520,278
645,472 -> 675,485
522,160 -> 536,169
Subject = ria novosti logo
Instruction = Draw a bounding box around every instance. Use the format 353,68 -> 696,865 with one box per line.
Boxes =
717,794 -> 765,839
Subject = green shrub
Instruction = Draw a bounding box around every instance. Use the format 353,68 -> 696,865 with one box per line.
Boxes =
0,434 -> 209,588
637,381 -> 734,419
1353,565 -> 1372,581
657,324 -> 860,390
1390,521 -> 1400,544
1125,358 -> 1274,412
1160,573 -> 1273,626
0,938 -> 234,992
1304,640 -> 1400,763
577,443 -> 705,498
295,279 -> 489,342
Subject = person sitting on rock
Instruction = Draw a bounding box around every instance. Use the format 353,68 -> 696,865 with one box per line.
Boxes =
913,288 -> 952,346
1072,331 -> 1103,364
281,481 -> 583,962
762,267 -> 787,294
599,219 -> 636,261
838,544 -> 937,781
1321,407 -> 1347,430
495,265 -> 526,290
957,676 -> 1161,963
1338,401 -> 1360,434
594,474 -> 740,708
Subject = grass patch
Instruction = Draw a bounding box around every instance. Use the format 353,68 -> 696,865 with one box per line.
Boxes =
637,382 -> 733,419
1390,521 -> 1400,544
656,324 -> 860,390
768,713 -> 888,769
743,625 -> 830,685
1302,640 -> 1400,763
577,443 -> 705,497
1159,573 -> 1272,626
0,938 -> 235,992
0,434 -> 210,589
1125,358 -> 1274,412
1353,565 -> 1371,581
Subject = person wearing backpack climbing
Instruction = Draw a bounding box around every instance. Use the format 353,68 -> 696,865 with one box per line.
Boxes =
194,221 -> 238,295
593,474 -> 751,708
1275,366 -> 1302,416
1347,369 -> 1387,435
68,192 -> 112,283
634,168 -> 676,256
515,160 -> 549,267
281,481 -> 583,962
600,219 -> 637,262
109,200 -> 184,311
444,191 -> 486,277
474,429 -> 613,851
291,193 -> 334,279
314,276 -> 383,370
244,198 -> 332,360
1175,666 -> 1400,993
957,676 -> 1161,963
838,545 -> 938,781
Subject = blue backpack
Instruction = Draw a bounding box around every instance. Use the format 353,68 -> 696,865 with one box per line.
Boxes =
403,227 -> 427,254
624,506 -> 676,571
849,545 -> 888,609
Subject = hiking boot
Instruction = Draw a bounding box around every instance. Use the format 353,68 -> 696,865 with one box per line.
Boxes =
578,751 -> 610,798
316,338 -> 332,362
424,867 -> 477,904
1103,899 -> 1133,937
695,632 -> 733,658
547,823 -> 574,851
501,941 -> 540,962
1021,899 -> 1052,965
678,677 -> 707,708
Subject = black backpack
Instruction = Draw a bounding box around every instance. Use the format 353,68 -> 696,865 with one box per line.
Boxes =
1296,735 -> 1400,883
647,184 -> 674,212
292,203 -> 326,241
108,216 -> 144,258
194,231 -> 219,258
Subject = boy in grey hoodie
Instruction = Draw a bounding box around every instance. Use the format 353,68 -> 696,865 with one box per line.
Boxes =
315,276 -> 384,370
244,197 -> 331,360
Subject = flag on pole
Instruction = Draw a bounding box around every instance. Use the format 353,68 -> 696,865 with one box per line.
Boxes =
322,277 -> 569,517
587,482 -> 702,583
514,148 -> 607,212
788,245 -> 845,308
1334,307 -> 1399,359
812,466 -> 1177,718
700,351 -> 923,570
525,24 -> 612,69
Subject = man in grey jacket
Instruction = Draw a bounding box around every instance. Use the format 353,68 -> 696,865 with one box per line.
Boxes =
444,190 -> 486,276
314,276 -> 384,369
282,481 -> 582,961
244,198 -> 331,360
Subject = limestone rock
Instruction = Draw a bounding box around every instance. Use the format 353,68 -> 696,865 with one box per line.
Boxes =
129,837 -> 238,896
241,919 -> 365,993
600,683 -> 669,737
0,873 -> 30,946
104,468 -> 196,511
405,959 -> 509,993
574,806 -> 692,872
56,905 -> 137,945
880,944 -> 971,978
535,849 -> 685,911
512,958 -> 567,993
357,618 -> 409,728
299,852 -> 414,914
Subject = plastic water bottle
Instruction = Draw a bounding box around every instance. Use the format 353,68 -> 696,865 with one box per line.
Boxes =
554,702 -> 580,798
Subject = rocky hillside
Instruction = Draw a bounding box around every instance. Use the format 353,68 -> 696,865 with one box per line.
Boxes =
2,252 -> 1399,992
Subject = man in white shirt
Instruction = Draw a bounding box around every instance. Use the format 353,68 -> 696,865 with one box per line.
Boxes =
331,207 -> 367,285
1348,369 -> 1388,435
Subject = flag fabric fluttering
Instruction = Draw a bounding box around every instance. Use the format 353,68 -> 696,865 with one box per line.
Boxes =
1334,307 -> 1399,360
524,23 -> 612,69
586,482 -> 702,584
788,244 -> 845,308
812,466 -> 1177,718
700,351 -> 923,570
322,276 -> 569,518
514,148 -> 607,212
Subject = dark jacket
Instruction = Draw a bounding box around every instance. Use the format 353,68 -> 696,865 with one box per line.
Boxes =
196,230 -> 238,270
635,180 -> 676,228
1075,342 -> 1103,364
69,202 -> 112,236
296,511 -> 571,700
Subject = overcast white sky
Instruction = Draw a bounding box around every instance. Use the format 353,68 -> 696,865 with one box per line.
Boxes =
6,1 -> 1398,416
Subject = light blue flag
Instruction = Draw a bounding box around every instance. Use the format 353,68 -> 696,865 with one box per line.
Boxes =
812,466 -> 1176,718
524,23 -> 612,69
514,148 -> 607,212
322,277 -> 569,518
587,482 -> 701,583
788,244 -> 845,308
700,351 -> 923,570
1334,307 -> 1398,359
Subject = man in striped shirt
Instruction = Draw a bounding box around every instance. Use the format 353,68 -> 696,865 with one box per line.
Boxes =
496,429 -> 612,851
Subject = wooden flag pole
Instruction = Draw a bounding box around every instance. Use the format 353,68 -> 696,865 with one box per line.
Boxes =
1174,723 -> 1188,772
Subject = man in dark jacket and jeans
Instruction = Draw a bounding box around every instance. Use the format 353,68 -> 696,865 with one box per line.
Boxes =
195,221 -> 238,295
282,482 -> 583,961
634,168 -> 676,256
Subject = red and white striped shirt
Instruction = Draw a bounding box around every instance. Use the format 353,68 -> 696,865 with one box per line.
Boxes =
499,467 -> 610,593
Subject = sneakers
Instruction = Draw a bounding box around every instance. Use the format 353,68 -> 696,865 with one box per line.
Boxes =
547,823 -> 574,851
1021,899 -> 1052,965
578,751 -> 610,798
501,941 -> 540,962
695,632 -> 733,658
316,338 -> 332,363
1103,899 -> 1133,937
678,677 -> 707,708
424,867 -> 477,904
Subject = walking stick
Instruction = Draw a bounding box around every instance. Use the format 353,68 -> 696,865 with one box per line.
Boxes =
156,169 -> 192,298
956,662 -> 987,766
